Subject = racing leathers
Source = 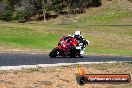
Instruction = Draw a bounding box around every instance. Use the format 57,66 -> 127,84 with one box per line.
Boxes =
73,35 -> 89,57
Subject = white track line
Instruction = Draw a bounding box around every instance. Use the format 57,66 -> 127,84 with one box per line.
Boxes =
0,61 -> 119,70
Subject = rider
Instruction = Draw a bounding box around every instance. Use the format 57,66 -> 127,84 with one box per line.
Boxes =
73,31 -> 89,57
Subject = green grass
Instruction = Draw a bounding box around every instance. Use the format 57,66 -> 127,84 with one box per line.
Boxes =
60,12 -> 132,27
0,22 -> 131,56
0,0 -> 132,56
0,25 -> 62,49
87,48 -> 132,56
59,0 -> 132,28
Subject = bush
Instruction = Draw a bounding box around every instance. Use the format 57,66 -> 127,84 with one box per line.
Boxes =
0,10 -> 13,21
0,0 -> 103,22
128,0 -> 132,2
14,4 -> 35,22
91,0 -> 102,7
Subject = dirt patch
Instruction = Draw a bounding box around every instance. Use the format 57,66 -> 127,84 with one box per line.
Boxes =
0,47 -> 50,54
0,63 -> 132,88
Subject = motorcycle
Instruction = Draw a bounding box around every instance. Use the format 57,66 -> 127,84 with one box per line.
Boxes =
49,36 -> 82,58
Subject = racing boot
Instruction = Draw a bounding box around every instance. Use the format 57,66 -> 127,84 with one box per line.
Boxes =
79,50 -> 84,58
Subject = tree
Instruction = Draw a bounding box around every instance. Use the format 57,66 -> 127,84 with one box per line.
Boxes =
0,0 -> 102,21
14,0 -> 35,22
0,0 -> 14,21
50,0 -> 65,14
42,0 -> 51,22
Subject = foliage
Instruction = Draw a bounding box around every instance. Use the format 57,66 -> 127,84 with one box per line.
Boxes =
0,0 -> 102,21
0,10 -> 13,21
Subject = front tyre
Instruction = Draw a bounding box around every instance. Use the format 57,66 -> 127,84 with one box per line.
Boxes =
69,47 -> 77,58
49,48 -> 59,58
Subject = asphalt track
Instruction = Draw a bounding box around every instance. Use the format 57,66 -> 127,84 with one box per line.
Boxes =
0,53 -> 132,66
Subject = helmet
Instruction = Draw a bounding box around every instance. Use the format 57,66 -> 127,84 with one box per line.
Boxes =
75,31 -> 81,36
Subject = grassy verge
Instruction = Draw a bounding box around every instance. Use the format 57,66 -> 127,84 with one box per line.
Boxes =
0,0 -> 132,56
0,22 -> 132,56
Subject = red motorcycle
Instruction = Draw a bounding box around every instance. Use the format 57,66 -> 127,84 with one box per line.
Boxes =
49,36 -> 82,58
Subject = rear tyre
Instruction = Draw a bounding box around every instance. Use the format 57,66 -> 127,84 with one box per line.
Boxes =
69,47 -> 77,58
49,48 -> 59,58
70,54 -> 76,58
79,55 -> 83,58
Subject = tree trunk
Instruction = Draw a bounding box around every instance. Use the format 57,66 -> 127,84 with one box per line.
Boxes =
42,0 -> 46,23
68,2 -> 70,15
43,9 -> 46,23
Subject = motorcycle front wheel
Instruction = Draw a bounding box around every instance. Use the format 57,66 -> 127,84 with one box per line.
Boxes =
49,47 -> 59,58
